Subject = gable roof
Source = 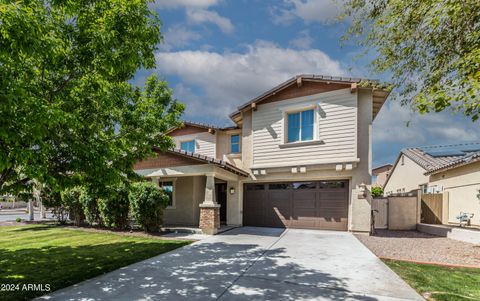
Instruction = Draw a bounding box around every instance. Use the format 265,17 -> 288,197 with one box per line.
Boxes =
229,74 -> 391,122
152,146 -> 249,177
383,142 -> 480,187
372,164 -> 393,175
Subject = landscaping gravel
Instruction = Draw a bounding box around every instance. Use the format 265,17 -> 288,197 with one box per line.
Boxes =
355,230 -> 480,267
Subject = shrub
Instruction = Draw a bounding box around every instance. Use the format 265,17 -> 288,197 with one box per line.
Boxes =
98,185 -> 130,230
42,189 -> 68,224
61,187 -> 85,226
80,191 -> 102,226
371,186 -> 384,198
15,217 -> 21,223
129,182 -> 169,232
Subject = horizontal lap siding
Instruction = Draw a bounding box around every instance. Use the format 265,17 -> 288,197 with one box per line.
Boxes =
253,88 -> 357,167
173,132 -> 216,158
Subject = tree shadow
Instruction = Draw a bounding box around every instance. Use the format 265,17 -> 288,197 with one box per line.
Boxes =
33,229 -> 386,301
11,224 -> 58,231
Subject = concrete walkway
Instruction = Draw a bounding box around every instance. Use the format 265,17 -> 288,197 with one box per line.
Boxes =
39,227 -> 423,301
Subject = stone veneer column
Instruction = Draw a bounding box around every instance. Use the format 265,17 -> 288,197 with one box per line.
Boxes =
199,174 -> 220,235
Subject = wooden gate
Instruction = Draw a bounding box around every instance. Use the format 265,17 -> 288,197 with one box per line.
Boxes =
372,198 -> 388,229
421,193 -> 443,224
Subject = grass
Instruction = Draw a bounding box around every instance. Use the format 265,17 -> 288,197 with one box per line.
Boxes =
0,224 -> 191,301
383,259 -> 480,301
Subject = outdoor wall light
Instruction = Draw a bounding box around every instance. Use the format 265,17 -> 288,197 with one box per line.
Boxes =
229,187 -> 235,195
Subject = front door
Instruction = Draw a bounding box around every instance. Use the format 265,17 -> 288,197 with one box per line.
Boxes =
216,183 -> 227,224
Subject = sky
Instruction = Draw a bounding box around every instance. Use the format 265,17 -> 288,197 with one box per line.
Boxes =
136,0 -> 480,167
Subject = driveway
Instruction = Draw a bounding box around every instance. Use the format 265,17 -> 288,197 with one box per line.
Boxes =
39,227 -> 422,301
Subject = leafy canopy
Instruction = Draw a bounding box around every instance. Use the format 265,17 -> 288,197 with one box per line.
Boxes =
0,0 -> 184,193
343,0 -> 480,120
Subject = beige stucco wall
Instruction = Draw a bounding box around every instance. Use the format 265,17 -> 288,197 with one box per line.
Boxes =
156,176 -> 205,226
430,161 -> 480,226
387,196 -> 419,230
349,89 -> 373,232
384,155 -> 428,195
373,170 -> 389,187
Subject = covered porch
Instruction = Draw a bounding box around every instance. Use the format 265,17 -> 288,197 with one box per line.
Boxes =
134,149 -> 248,234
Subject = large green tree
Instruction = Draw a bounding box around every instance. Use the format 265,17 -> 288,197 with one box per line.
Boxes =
343,0 -> 480,120
0,0 -> 184,194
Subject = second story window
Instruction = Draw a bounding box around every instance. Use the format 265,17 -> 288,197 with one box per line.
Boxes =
180,140 -> 195,153
287,109 -> 314,143
230,134 -> 240,153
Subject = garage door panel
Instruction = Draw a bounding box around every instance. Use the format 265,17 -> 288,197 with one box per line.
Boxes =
243,181 -> 348,230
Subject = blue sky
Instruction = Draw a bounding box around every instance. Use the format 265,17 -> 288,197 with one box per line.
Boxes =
138,0 -> 479,166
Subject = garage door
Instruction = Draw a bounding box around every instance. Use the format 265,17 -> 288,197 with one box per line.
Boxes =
243,181 -> 349,230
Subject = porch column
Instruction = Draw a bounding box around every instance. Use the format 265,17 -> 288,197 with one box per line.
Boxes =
199,174 -> 220,235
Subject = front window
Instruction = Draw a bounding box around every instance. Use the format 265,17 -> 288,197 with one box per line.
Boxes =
159,181 -> 174,207
230,134 -> 240,153
180,140 -> 195,153
287,109 -> 314,143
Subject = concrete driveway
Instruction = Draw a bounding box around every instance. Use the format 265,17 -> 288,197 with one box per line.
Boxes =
39,227 -> 423,301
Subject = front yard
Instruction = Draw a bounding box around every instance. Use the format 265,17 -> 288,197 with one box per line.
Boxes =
356,230 -> 480,301
384,259 -> 480,301
0,224 -> 191,301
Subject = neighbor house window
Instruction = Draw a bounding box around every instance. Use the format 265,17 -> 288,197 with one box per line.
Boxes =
180,140 -> 195,153
230,134 -> 240,153
159,181 -> 174,207
287,109 -> 314,143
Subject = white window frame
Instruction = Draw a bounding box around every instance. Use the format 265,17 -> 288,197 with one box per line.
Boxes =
282,104 -> 319,144
157,178 -> 176,209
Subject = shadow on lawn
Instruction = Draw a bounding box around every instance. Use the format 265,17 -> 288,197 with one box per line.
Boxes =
29,236 -> 381,301
0,240 -> 189,301
11,224 -> 58,232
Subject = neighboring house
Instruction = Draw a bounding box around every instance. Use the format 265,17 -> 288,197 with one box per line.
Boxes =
372,164 -> 392,187
384,143 -> 480,226
134,74 -> 391,234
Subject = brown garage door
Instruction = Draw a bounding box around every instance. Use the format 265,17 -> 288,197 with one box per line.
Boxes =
243,180 -> 349,231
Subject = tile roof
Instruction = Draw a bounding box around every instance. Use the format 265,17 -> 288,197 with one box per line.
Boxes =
153,147 -> 249,177
401,142 -> 480,175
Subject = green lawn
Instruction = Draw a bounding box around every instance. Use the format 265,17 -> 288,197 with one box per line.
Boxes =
383,259 -> 480,301
0,224 -> 191,301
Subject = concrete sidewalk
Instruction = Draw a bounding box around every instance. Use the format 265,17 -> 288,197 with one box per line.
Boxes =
38,227 -> 423,301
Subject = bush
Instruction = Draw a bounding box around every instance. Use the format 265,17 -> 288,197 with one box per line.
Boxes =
371,186 -> 384,198
129,182 -> 169,232
16,217 -> 21,223
98,185 -> 130,230
42,189 -> 68,224
80,191 -> 102,226
61,187 -> 85,226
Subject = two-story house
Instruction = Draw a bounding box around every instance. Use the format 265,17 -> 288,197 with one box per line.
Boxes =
134,75 -> 390,234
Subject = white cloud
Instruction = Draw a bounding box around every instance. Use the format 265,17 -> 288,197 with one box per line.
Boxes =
272,0 -> 343,25
186,9 -> 234,34
153,0 -> 220,9
155,42 -> 345,119
289,30 -> 314,49
160,25 -> 201,51
373,101 -> 480,145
